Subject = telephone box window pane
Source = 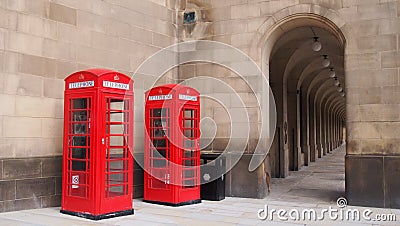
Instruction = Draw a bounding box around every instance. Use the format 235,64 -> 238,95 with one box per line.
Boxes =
110,99 -> 124,110
108,124 -> 125,135
183,180 -> 195,187
184,109 -> 194,118
107,161 -> 124,171
72,147 -> 86,158
109,112 -> 124,122
184,140 -> 195,148
110,136 -> 124,146
73,111 -> 87,122
153,118 -> 168,131
110,173 -> 124,182
184,150 -> 194,158
73,98 -> 87,109
152,108 -> 167,117
71,147 -> 88,171
184,169 -> 194,177
184,119 -> 194,129
152,158 -> 166,168
107,148 -> 124,159
155,149 -> 167,158
108,186 -> 124,197
153,128 -> 166,138
72,136 -> 88,146
184,129 -> 194,138
152,139 -> 166,148
184,160 -> 195,167
73,123 -> 87,134
72,160 -> 86,171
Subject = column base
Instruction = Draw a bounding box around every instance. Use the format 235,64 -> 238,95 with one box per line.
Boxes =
346,155 -> 400,208
302,145 -> 310,166
225,154 -> 267,199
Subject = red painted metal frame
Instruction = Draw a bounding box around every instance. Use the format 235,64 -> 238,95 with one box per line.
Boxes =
144,84 -> 201,206
62,69 -> 134,219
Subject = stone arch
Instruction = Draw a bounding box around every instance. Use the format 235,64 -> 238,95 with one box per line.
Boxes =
259,7 -> 347,177
251,4 -> 346,65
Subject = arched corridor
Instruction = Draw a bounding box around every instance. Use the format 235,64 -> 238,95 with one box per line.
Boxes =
264,17 -> 346,179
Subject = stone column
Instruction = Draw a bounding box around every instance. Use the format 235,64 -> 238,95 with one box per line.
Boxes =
329,112 -> 333,152
301,89 -> 310,166
316,103 -> 323,157
331,113 -> 334,152
336,115 -> 340,147
321,108 -> 327,155
333,114 -> 336,148
326,112 -> 331,153
309,99 -> 317,162
288,92 -> 299,170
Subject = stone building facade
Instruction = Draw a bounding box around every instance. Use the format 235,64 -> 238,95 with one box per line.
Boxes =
0,0 -> 399,212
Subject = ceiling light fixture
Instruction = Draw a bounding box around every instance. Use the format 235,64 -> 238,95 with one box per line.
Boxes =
310,27 -> 322,52
337,84 -> 343,92
322,55 -> 330,67
334,78 -> 340,86
312,37 -> 322,52
329,68 -> 336,78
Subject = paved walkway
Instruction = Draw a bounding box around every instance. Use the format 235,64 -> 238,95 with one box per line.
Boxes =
0,145 -> 398,225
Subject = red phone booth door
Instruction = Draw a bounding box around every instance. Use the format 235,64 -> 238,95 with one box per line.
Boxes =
146,107 -> 173,202
179,107 -> 200,200
101,94 -> 133,213
64,94 -> 94,211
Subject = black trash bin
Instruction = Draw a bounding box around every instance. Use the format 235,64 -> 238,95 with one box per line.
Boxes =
200,153 -> 225,201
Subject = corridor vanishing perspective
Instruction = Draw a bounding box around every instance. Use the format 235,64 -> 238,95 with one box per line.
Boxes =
269,145 -> 345,204
266,18 -> 346,179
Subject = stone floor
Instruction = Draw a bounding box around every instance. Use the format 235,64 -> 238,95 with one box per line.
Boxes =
0,145 -> 398,225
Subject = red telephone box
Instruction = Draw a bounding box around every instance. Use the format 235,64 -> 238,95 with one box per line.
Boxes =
61,69 -> 134,220
144,84 -> 201,206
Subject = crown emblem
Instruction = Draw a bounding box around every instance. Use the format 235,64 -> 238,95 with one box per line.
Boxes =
114,75 -> 120,81
78,74 -> 84,80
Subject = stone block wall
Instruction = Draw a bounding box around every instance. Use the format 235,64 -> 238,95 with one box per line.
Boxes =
339,1 -> 400,208
0,157 -> 62,212
0,0 -> 174,212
